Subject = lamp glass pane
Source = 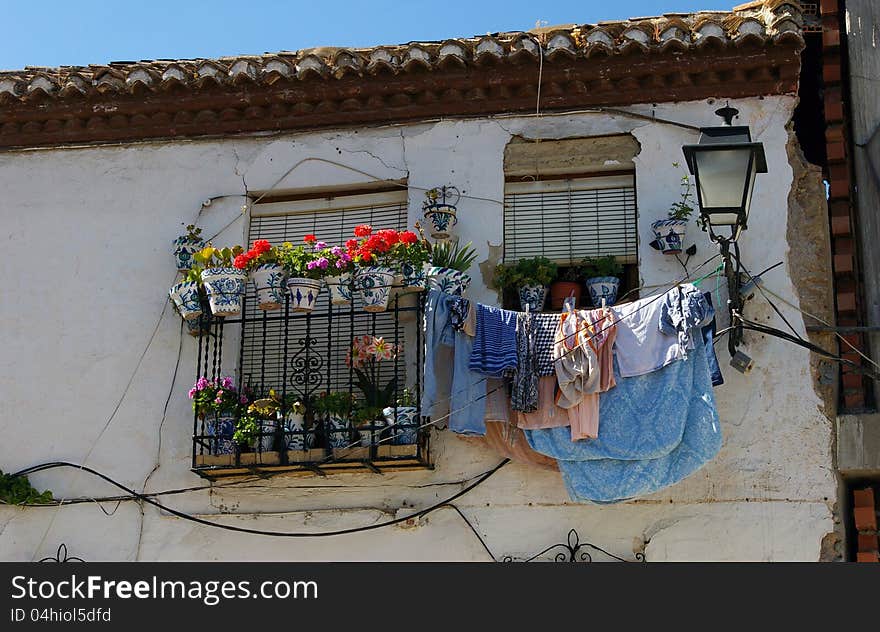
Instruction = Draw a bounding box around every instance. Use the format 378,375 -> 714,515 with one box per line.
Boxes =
694,147 -> 753,210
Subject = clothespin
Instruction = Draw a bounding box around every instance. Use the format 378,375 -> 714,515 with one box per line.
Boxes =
601,297 -> 606,309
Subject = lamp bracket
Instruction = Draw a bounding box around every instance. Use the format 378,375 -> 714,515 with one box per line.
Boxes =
714,104 -> 739,126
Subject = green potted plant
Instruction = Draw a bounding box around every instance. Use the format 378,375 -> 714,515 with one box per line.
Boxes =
426,238 -> 479,296
173,223 -> 205,272
233,239 -> 286,311
312,391 -> 356,449
582,255 -> 624,307
651,162 -> 695,255
193,244 -> 248,317
347,224 -> 400,312
383,387 -> 419,447
549,263 -> 585,310
277,235 -> 329,313
493,256 -> 557,312
188,376 -> 248,456
321,241 -> 356,306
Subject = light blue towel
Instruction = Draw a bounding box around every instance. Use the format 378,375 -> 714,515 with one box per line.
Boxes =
525,338 -> 721,503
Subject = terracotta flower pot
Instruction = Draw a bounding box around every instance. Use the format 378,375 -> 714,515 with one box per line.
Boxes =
549,281 -> 582,310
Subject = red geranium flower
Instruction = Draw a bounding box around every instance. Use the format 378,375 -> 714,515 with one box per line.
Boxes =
376,229 -> 399,246
399,231 -> 417,245
253,239 -> 271,254
304,234 -> 317,244
345,238 -> 358,251
353,224 -> 372,238
233,254 -> 249,269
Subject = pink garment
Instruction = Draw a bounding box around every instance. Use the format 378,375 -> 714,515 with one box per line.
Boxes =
514,376 -> 570,430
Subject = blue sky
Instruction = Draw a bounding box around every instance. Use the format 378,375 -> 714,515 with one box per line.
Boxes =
1,0 -> 734,70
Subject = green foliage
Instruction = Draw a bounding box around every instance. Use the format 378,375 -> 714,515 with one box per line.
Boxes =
312,391 -> 355,416
582,255 -> 624,279
493,256 -> 558,289
430,240 -> 479,272
396,387 -> 417,407
276,242 -> 326,279
352,405 -> 386,426
668,162 -> 696,221
183,224 -> 203,241
233,415 -> 260,445
193,244 -> 245,268
0,470 -> 53,505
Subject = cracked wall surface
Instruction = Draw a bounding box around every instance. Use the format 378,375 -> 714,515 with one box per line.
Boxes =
0,96 -> 836,561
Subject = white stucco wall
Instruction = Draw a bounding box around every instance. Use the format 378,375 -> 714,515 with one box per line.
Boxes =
0,96 -> 836,561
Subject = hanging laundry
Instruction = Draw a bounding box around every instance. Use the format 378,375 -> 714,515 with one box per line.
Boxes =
511,311 -> 540,413
525,336 -> 720,503
450,295 -> 475,336
534,313 -> 561,377
514,376 -> 569,430
422,289 -> 487,434
611,290 -> 684,378
469,304 -> 518,377
659,284 -> 715,352
552,308 -> 617,441
700,291 -> 724,387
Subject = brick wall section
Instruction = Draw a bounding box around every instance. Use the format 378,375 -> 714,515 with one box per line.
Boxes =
854,487 -> 879,562
821,0 -> 870,410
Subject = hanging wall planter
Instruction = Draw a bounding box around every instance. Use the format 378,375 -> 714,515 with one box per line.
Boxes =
422,185 -> 460,239
650,219 -> 688,255
285,277 -> 323,312
201,267 -> 248,317
400,261 -> 428,293
168,281 -> 203,321
250,263 -> 286,311
355,265 -> 396,312
172,225 -> 205,272
427,266 -> 471,296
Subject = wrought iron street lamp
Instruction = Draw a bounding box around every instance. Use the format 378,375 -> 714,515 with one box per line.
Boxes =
681,105 -> 767,243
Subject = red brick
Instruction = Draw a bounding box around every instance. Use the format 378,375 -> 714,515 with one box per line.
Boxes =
823,28 -> 840,48
842,371 -> 863,389
855,506 -> 878,531
858,534 -> 879,552
857,551 -> 879,562
826,125 -> 845,143
823,63 -> 841,83
854,488 -> 876,508
820,0 -> 839,15
827,141 -> 846,162
831,215 -> 850,235
844,393 -> 866,409
837,291 -> 857,312
841,333 -> 863,348
835,238 -> 854,255
830,200 -> 850,217
834,254 -> 854,273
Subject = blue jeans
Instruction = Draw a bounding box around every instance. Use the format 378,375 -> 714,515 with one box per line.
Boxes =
701,292 -> 724,387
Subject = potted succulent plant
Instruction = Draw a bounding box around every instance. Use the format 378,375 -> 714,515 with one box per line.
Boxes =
188,376 -> 249,456
168,264 -> 205,321
549,264 -> 585,311
427,239 -> 479,296
348,225 -> 399,312
233,239 -> 286,311
493,256 -> 558,312
651,163 -> 695,255
277,235 -> 328,312
422,186 -> 460,239
582,255 -> 624,307
172,224 -> 205,272
193,245 -> 248,317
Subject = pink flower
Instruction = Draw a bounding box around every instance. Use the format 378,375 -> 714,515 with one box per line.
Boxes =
317,257 -> 329,269
313,241 -> 327,251
306,260 -> 317,270
240,395 -> 248,404
214,396 -> 223,404
188,388 -> 197,399
220,376 -> 233,389
330,246 -> 344,256
196,377 -> 209,390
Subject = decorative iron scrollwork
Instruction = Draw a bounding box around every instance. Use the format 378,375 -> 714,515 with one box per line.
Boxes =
502,529 -> 646,563
39,544 -> 84,563
289,336 -> 324,398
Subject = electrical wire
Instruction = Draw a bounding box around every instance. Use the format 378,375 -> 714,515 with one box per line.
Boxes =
9,460 -> 510,539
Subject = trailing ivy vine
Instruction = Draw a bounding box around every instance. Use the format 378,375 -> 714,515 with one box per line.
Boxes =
0,470 -> 53,505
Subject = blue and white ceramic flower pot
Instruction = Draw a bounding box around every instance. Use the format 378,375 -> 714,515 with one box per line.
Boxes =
586,276 -> 621,307
326,415 -> 352,449
518,284 -> 548,312
650,219 -> 688,255
325,273 -> 354,306
383,406 -> 419,445
200,267 -> 248,317
205,414 -> 236,456
400,261 -> 428,293
253,418 -> 277,453
250,263 -> 286,311
357,418 -> 388,447
423,203 -> 458,239
168,280 -> 203,321
283,413 -> 314,450
173,235 -> 205,272
356,265 -> 396,313
427,266 -> 471,296
285,277 -> 323,313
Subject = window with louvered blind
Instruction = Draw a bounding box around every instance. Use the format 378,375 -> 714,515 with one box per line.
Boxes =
241,190 -> 409,396
503,174 -> 638,265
